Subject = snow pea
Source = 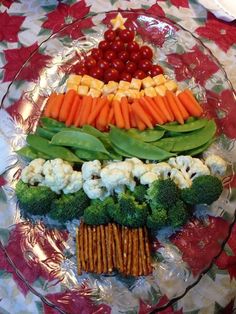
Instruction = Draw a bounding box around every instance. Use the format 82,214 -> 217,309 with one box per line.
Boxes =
157,118 -> 208,133
16,146 -> 51,160
110,143 -> 133,158
27,134 -> 81,163
74,149 -> 110,161
35,127 -> 55,140
82,125 -> 108,139
155,120 -> 216,152
40,117 -> 66,132
109,126 -> 175,161
182,139 -> 215,156
51,130 -> 110,155
127,128 -> 165,142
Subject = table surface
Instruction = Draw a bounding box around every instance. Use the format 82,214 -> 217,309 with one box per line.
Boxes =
0,0 -> 236,313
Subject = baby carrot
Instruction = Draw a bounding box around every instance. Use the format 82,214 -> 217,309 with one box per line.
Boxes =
120,97 -> 131,129
182,89 -> 203,116
59,89 -> 76,122
108,107 -> 114,125
163,96 -> 174,121
153,95 -> 172,122
134,113 -> 146,131
44,93 -> 57,117
172,93 -> 189,120
113,99 -> 125,128
166,91 -> 184,124
87,96 -> 108,124
66,95 -> 80,126
51,93 -> 64,120
132,100 -> 153,129
80,95 -> 93,126
96,101 -> 110,130
129,105 -> 136,128
141,96 -> 166,124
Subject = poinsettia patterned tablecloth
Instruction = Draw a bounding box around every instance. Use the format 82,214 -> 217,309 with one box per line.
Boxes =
0,0 -> 236,313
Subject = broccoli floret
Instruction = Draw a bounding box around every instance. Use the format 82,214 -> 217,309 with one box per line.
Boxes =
49,189 -> 90,223
181,175 -> 223,205
15,180 -> 57,216
146,207 -> 168,230
108,193 -> 148,228
132,185 -> 148,203
83,197 -> 113,225
147,178 -> 180,209
168,199 -> 189,228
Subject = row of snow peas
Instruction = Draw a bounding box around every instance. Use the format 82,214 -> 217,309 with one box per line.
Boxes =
17,117 -> 216,163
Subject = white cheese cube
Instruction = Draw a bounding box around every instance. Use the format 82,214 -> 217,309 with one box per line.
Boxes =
103,81 -> 119,95
130,78 -> 142,90
153,74 -> 166,86
81,75 -> 93,87
88,88 -> 101,97
90,78 -> 104,90
155,85 -> 167,96
67,83 -> 78,91
144,87 -> 157,97
164,80 -> 178,92
114,91 -> 126,101
67,74 -> 82,85
142,76 -> 155,88
125,89 -> 140,101
118,80 -> 131,90
78,85 -> 89,96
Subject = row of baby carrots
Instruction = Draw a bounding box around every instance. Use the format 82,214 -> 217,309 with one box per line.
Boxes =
43,89 -> 203,131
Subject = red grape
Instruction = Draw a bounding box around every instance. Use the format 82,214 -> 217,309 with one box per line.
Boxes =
104,29 -> 116,41
118,51 -> 129,62
90,48 -> 103,60
97,60 -> 109,70
89,66 -> 104,80
98,40 -> 110,51
126,61 -> 137,74
85,56 -> 96,68
119,29 -> 135,43
138,59 -> 152,72
150,64 -> 164,76
120,72 -> 132,82
104,68 -> 119,82
140,45 -> 153,60
130,51 -> 141,63
112,59 -> 125,72
134,69 -> 146,79
104,50 -> 117,62
112,39 -> 125,52
126,41 -> 139,53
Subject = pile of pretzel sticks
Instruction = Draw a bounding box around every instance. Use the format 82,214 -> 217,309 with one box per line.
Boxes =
76,222 -> 152,276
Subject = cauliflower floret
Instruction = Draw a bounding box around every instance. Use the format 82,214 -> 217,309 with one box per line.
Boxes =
168,156 -> 193,180
42,159 -> 73,193
63,171 -> 83,194
150,162 -> 172,179
81,160 -> 101,180
83,179 -> 108,200
204,155 -> 227,176
132,163 -> 149,178
21,158 -> 45,185
188,158 -> 210,180
140,172 -> 159,186
170,168 -> 192,189
106,161 -> 133,173
125,157 -> 143,165
100,167 -> 135,193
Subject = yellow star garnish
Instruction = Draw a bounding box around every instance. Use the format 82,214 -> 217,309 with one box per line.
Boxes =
110,13 -> 127,30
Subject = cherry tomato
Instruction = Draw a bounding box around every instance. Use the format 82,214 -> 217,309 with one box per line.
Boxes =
104,68 -> 119,82
85,56 -> 96,68
98,40 -> 110,51
138,59 -> 152,72
97,60 -> 109,70
89,66 -> 104,80
134,69 -> 146,79
140,45 -> 153,60
112,39 -> 125,52
130,51 -> 141,63
104,50 -> 117,62
119,29 -> 135,43
150,64 -> 164,76
90,48 -> 103,60
126,41 -> 139,53
120,72 -> 132,82
104,29 -> 116,41
75,66 -> 87,75
112,59 -> 125,72
118,51 -> 129,62
126,61 -> 137,74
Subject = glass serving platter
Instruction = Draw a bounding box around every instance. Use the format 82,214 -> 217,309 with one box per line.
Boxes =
0,11 -> 236,314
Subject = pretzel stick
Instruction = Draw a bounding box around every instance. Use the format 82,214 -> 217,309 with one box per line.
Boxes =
132,229 -> 139,276
144,227 -> 152,273
79,221 -> 86,271
93,226 -> 97,273
97,225 -> 102,274
100,225 -> 107,273
84,223 -> 89,271
88,225 -> 94,272
113,223 -> 123,272
138,228 -> 146,275
127,228 -> 132,275
76,227 -> 82,275
111,224 -> 117,269
106,224 -> 113,273
123,227 -> 128,273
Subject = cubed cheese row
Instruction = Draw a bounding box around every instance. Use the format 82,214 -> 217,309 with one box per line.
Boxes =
66,74 -> 178,101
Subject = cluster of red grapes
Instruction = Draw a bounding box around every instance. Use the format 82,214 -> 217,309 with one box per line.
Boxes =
75,28 -> 163,83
